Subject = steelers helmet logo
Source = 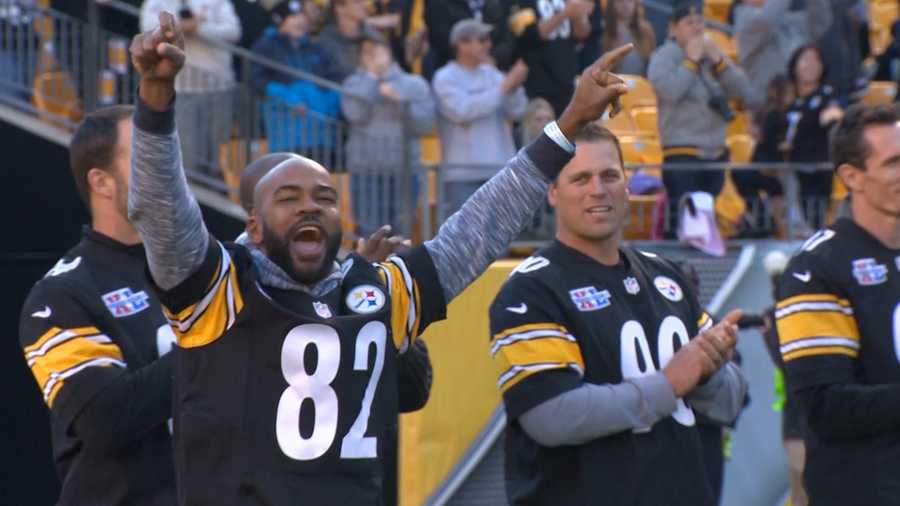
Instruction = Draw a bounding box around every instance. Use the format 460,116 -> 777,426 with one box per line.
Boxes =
346,285 -> 386,314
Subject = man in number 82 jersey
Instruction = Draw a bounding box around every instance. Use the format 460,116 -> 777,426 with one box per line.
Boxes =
128,12 -> 635,504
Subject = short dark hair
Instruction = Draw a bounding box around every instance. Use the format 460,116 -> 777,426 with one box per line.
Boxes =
831,103 -> 900,171
69,105 -> 133,205
574,123 -> 625,168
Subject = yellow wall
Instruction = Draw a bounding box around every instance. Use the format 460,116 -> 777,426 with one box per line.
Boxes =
399,260 -> 519,506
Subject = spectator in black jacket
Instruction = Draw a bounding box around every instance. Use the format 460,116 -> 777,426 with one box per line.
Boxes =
423,0 -> 515,79
874,20 -> 900,84
508,0 -> 595,115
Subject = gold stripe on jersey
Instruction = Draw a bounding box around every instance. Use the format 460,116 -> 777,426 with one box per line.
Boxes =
493,335 -> 585,391
377,257 -> 421,352
163,243 -> 244,348
777,295 -> 861,362
25,327 -> 125,407
493,322 -> 570,341
777,310 -> 860,345
697,312 -> 713,332
775,293 -> 851,310
782,344 -> 859,362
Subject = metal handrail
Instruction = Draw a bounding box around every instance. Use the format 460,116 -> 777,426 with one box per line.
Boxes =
97,0 -> 358,98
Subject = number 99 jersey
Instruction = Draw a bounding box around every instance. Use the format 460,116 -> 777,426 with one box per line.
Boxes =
777,218 -> 900,505
489,241 -> 715,506
157,236 -> 446,505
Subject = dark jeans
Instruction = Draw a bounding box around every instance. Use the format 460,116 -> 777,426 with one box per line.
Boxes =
662,152 -> 727,234
797,170 -> 834,230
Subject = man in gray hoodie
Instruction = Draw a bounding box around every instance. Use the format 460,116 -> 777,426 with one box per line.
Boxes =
648,3 -> 752,222
733,0 -> 832,111
340,32 -> 435,233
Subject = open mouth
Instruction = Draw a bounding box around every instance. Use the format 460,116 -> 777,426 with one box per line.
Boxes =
290,223 -> 326,260
586,205 -> 613,215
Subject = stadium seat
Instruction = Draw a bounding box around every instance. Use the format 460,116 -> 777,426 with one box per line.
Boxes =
861,81 -> 898,105
870,0 -> 899,55
420,131 -> 442,165
619,135 -> 663,165
727,110 -> 753,138
32,71 -> 82,127
726,134 -> 756,164
631,106 -> 659,138
704,0 -> 732,24
599,110 -> 639,138
218,138 -> 270,204
705,29 -> 738,63
623,194 -> 664,240
619,75 -> 657,110
715,171 -> 747,238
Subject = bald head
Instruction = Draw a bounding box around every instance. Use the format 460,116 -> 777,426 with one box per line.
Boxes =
252,156 -> 333,212
240,152 -> 300,213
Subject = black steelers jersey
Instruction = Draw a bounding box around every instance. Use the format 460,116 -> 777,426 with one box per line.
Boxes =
777,218 -> 900,505
158,235 -> 446,505
490,240 -> 715,506
18,228 -> 175,506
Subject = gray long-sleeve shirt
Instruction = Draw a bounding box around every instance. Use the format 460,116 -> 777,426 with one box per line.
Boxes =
432,61 -> 528,169
128,95 -> 571,305
648,39 -> 753,157
520,362 -> 747,447
340,63 -> 435,175
734,0 -> 832,111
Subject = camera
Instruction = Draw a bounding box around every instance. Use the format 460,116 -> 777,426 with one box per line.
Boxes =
178,7 -> 193,19
707,93 -> 734,122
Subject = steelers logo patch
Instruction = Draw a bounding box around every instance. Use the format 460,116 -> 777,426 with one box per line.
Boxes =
654,276 -> 684,302
346,285 -> 386,314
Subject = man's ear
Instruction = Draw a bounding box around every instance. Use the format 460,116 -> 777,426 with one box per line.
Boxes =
86,168 -> 114,200
837,163 -> 864,194
247,212 -> 264,247
548,180 -> 559,208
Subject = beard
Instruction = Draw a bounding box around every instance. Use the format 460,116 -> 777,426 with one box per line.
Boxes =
261,220 -> 343,286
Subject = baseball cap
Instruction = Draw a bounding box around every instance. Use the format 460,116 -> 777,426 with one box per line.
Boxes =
449,19 -> 493,46
670,1 -> 702,23
271,0 -> 303,24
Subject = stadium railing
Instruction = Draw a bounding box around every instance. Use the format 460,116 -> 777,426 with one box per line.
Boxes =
0,2 -> 840,245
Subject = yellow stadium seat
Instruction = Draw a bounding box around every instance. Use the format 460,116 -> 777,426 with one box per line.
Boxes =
218,138 -> 270,204
619,74 -> 657,110
705,29 -> 738,63
727,134 -> 756,164
870,1 -> 900,51
861,81 -> 898,105
704,0 -> 732,24
599,110 -> 638,138
619,136 -> 663,165
631,106 -> 659,138
420,132 -> 442,165
624,194 -> 664,240
727,110 -> 753,138
716,171 -> 747,238
32,70 -> 81,128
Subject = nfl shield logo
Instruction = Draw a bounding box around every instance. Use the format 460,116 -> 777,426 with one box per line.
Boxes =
102,287 -> 150,318
313,301 -> 332,319
852,258 -> 888,286
623,277 -> 640,295
568,286 -> 612,312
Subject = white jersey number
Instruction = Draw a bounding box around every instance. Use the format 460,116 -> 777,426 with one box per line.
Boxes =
276,322 -> 386,461
536,0 -> 570,40
620,316 -> 696,430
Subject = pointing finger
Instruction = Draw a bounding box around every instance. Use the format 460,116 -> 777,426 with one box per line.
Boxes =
595,43 -> 633,73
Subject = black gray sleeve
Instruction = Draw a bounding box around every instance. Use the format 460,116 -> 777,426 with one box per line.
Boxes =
687,362 -> 748,425
128,96 -> 210,291
518,372 -> 678,447
424,134 -> 571,302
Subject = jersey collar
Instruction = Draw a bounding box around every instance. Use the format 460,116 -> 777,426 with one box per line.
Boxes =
82,226 -> 145,257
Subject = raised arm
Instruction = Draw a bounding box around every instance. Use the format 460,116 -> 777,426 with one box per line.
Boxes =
127,11 -> 209,291
424,44 -> 633,302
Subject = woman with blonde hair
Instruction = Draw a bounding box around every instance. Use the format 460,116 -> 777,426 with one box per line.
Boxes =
602,0 -> 656,75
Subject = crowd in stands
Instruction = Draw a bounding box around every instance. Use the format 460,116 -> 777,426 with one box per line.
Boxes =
3,0 -> 898,238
